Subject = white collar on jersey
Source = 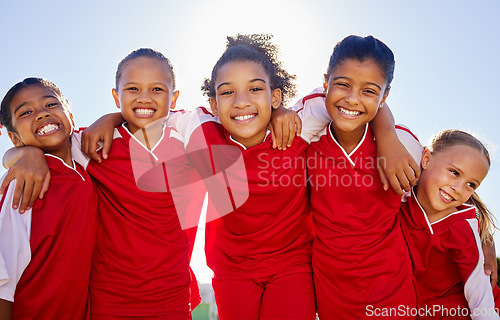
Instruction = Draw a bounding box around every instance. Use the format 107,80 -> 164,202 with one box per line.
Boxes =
121,122 -> 168,160
409,188 -> 475,234
408,188 -> 435,234
229,130 -> 271,150
327,123 -> 369,167
45,154 -> 86,181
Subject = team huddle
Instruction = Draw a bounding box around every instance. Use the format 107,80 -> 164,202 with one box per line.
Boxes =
0,34 -> 498,320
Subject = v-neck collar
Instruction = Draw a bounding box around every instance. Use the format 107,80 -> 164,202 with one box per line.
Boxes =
119,122 -> 168,161
327,123 -> 369,167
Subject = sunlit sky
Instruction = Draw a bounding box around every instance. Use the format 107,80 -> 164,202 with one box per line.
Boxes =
1,0 -> 500,283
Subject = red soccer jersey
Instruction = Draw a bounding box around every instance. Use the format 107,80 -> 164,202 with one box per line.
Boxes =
11,155 -> 98,319
297,90 -> 417,319
401,189 -> 500,319
71,123 -> 205,317
171,108 -> 314,279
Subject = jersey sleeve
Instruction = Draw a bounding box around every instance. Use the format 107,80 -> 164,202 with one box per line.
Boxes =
70,130 -> 92,170
166,108 -> 218,148
290,88 -> 330,144
0,177 -> 32,302
71,128 -> 123,170
165,110 -> 192,140
395,125 -> 424,164
448,219 -> 500,319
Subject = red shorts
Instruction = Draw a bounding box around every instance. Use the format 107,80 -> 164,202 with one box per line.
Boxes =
212,267 -> 316,320
91,314 -> 191,320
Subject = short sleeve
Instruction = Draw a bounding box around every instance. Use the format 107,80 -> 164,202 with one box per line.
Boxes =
291,88 -> 330,143
448,219 -> 500,319
166,108 -> 218,149
395,125 -> 424,164
165,110 -> 192,140
70,130 -> 92,169
0,177 -> 32,302
71,128 -> 122,170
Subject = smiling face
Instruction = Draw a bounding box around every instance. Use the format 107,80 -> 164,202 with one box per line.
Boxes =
210,60 -> 281,148
112,56 -> 179,134
416,144 -> 490,219
8,85 -> 74,159
324,58 -> 389,142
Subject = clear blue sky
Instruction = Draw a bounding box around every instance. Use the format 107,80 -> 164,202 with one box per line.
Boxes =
1,0 -> 499,283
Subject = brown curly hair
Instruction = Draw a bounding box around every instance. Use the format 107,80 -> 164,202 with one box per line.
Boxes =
201,33 -> 296,107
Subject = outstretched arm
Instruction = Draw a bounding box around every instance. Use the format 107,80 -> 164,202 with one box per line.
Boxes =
1,147 -> 49,213
80,112 -> 124,162
371,104 -> 420,196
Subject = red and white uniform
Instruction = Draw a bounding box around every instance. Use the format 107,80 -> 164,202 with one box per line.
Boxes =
295,89 -> 418,320
401,189 -> 500,319
71,123 -> 205,318
0,154 -> 98,320
168,108 -> 316,320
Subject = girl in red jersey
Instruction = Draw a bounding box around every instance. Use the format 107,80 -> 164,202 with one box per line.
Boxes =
0,78 -> 98,320
290,35 -> 419,320
400,129 -> 500,320
1,50 -> 206,320
74,49 -> 205,320
275,36 -> 498,320
173,34 -> 317,320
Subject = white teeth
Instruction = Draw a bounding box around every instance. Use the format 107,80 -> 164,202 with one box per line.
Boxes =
234,114 -> 255,121
339,107 -> 361,116
440,190 -> 454,201
37,123 -> 59,135
135,108 -> 155,115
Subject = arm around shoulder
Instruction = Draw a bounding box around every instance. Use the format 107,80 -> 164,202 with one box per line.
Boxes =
3,146 -> 44,170
282,88 -> 331,144
269,105 -> 302,150
0,147 -> 49,213
80,112 -> 124,162
372,104 -> 422,196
